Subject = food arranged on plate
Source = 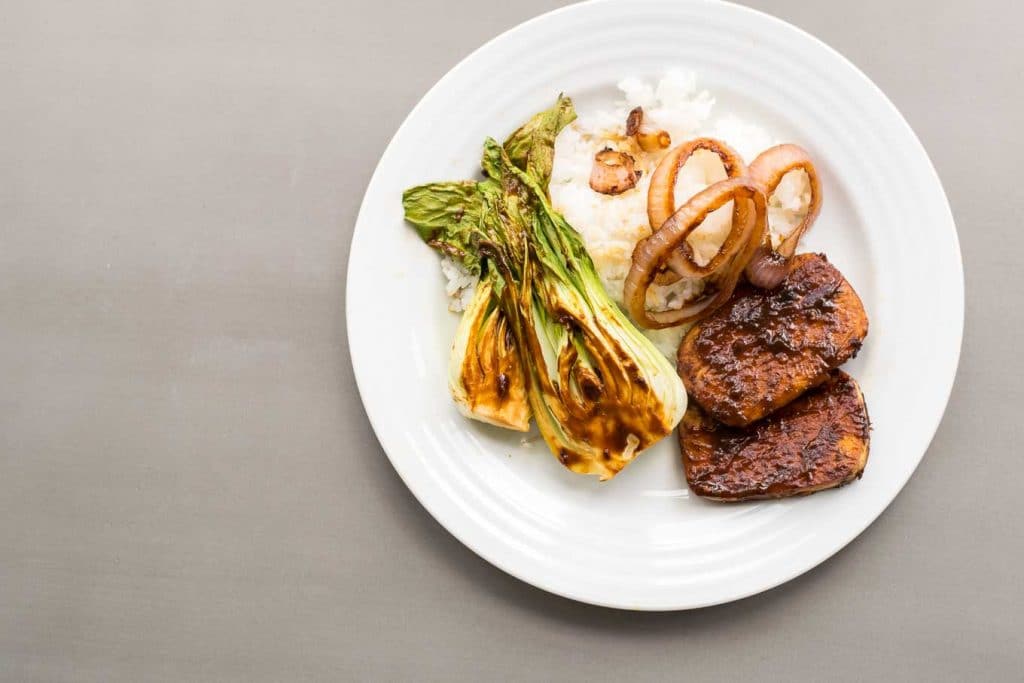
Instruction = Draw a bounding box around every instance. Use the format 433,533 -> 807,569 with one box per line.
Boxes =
402,72 -> 870,497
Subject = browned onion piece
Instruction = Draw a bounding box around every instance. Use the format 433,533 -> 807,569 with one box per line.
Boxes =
625,107 -> 643,136
647,137 -> 748,233
744,244 -> 790,289
589,149 -> 640,195
637,129 -> 671,153
625,107 -> 671,152
646,138 -> 748,284
625,177 -> 767,329
744,144 -> 822,288
662,191 -> 755,280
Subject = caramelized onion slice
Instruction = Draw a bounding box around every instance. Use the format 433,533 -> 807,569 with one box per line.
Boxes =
625,177 -> 767,329
744,144 -> 822,288
744,244 -> 790,289
589,149 -> 640,195
625,106 -> 671,152
637,129 -> 672,153
647,137 -> 748,232
625,107 -> 643,136
647,138 -> 748,285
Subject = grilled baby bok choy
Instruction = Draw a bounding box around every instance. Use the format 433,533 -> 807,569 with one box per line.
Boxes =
403,96 -> 686,480
447,277 -> 530,431
403,180 -> 531,432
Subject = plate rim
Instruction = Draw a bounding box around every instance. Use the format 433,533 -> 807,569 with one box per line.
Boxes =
346,0 -> 964,610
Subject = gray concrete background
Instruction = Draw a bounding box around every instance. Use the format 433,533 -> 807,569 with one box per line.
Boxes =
1,0 -> 1020,680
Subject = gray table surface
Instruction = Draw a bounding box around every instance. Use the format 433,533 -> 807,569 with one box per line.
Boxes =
1,0 -> 1021,680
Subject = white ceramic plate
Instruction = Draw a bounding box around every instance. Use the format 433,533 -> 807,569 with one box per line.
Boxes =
347,0 -> 962,610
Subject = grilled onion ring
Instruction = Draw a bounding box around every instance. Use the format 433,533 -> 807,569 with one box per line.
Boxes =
625,177 -> 767,329
744,144 -> 822,288
647,138 -> 747,284
647,137 -> 747,232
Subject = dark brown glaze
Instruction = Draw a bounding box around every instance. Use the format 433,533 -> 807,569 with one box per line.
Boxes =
677,253 -> 868,427
457,286 -> 530,432
679,370 -> 870,501
510,293 -> 679,480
